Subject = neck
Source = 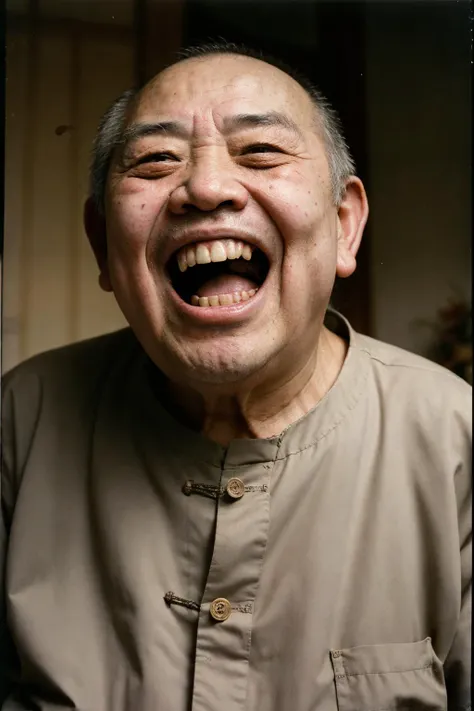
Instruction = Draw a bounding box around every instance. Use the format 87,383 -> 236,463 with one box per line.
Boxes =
160,325 -> 348,446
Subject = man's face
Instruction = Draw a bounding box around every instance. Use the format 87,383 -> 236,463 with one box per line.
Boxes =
101,55 -> 356,386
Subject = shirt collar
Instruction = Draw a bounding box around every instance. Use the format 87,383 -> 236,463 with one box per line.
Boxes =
132,310 -> 370,466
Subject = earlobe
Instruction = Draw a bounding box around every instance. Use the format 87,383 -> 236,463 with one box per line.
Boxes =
335,177 -> 369,279
98,272 -> 112,292
83,197 -> 113,293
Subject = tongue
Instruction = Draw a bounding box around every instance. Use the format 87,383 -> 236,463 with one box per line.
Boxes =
196,274 -> 258,297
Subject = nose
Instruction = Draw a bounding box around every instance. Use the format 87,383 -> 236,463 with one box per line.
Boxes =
167,153 -> 249,215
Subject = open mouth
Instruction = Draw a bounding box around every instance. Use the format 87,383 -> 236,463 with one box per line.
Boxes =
167,238 -> 270,307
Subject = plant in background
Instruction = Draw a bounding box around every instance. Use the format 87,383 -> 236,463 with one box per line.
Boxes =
428,298 -> 472,384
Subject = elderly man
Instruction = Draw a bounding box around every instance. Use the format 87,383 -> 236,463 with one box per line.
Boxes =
1,43 -> 471,711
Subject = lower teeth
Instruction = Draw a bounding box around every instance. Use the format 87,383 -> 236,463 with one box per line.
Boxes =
191,288 -> 257,307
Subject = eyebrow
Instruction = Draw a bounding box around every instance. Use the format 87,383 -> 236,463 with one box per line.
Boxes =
120,121 -> 189,149
223,112 -> 304,138
120,111 -> 303,152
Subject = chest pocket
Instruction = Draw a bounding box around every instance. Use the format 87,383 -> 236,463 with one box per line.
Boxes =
330,638 -> 447,711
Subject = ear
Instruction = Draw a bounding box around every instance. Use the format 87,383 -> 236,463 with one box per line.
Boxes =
83,197 -> 113,292
335,177 -> 369,279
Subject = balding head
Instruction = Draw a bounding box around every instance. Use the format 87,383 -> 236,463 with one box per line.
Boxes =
141,52 -> 316,124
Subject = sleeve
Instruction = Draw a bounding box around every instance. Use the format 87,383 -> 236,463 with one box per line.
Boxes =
1,379 -> 15,703
444,400 -> 472,711
0,456 -> 15,705
0,490 -> 8,703
0,369 -> 39,705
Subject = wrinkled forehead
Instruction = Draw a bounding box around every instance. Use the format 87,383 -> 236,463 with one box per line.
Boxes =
132,55 -> 317,130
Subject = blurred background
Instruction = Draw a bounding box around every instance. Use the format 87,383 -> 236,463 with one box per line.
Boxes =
3,0 -> 472,381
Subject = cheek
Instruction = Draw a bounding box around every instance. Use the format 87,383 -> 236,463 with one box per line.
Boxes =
270,187 -> 337,302
255,172 -> 331,245
106,195 -> 160,259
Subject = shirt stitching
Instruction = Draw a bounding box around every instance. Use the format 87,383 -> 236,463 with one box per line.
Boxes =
275,363 -> 369,460
356,344 -> 466,382
358,707 -> 444,711
341,663 -> 434,678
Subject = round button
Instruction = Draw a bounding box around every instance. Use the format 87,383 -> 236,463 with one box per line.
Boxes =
226,477 -> 245,500
210,597 -> 232,622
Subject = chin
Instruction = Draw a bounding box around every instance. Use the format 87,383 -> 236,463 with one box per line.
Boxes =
177,342 -> 269,387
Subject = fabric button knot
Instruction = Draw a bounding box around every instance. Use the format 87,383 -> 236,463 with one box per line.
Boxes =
226,477 -> 245,500
182,480 -> 193,496
210,598 -> 232,622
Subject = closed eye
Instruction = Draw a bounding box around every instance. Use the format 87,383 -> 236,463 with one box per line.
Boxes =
137,152 -> 179,164
241,143 -> 283,155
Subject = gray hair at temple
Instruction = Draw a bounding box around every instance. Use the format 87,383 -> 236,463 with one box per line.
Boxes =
89,41 -> 356,214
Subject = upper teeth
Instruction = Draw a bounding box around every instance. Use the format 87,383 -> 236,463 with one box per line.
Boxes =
177,239 -> 253,273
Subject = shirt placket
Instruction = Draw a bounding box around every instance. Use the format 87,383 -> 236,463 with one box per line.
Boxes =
190,445 -> 275,711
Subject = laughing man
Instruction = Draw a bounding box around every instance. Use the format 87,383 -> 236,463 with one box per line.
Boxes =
1,43 -> 471,711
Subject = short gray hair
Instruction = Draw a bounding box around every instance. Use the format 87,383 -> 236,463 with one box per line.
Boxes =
89,41 -> 356,213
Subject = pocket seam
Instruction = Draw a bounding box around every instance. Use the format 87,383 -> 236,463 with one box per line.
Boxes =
341,662 -> 434,678
361,706 -> 444,711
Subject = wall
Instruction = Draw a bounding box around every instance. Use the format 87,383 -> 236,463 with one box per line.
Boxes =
3,7 -> 134,373
366,1 -> 471,355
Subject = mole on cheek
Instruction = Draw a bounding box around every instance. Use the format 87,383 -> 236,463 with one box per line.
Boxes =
141,204 -> 145,209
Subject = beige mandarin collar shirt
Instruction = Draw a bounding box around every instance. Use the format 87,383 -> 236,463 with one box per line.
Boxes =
0,312 -> 471,711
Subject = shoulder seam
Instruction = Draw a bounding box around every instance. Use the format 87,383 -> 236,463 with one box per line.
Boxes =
355,345 -> 467,383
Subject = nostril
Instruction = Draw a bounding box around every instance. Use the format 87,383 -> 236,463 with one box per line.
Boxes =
180,199 -> 238,215
168,175 -> 249,215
